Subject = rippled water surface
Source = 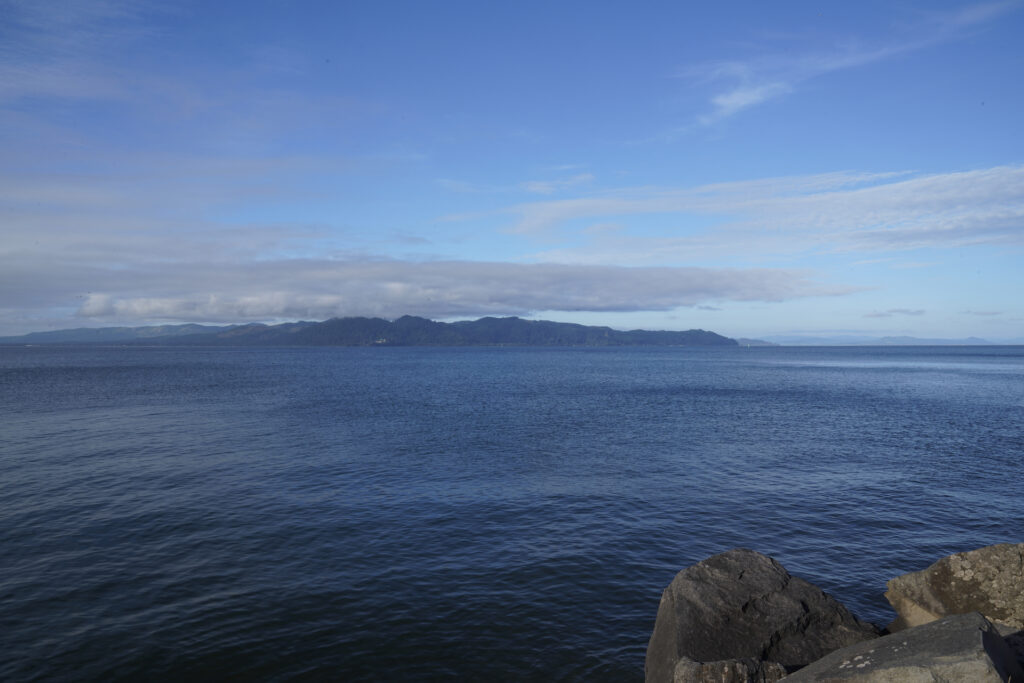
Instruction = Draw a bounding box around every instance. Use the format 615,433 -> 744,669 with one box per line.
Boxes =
2,345 -> 1023,680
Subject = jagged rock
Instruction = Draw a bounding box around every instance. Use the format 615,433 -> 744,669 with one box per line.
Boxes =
645,549 -> 880,683
885,543 -> 1024,632
781,611 -> 1024,682
673,656 -> 787,682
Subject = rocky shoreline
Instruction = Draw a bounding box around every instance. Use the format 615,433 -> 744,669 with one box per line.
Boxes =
646,543 -> 1024,682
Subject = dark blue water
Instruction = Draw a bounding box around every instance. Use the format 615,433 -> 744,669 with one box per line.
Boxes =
2,345 -> 1023,681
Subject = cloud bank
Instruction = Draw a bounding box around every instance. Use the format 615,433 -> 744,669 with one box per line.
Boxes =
54,260 -> 842,327
2,163 -> 1019,333
864,309 -> 926,318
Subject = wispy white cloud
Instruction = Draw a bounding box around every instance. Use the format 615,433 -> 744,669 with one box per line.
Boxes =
505,169 -> 912,234
937,0 -> 1022,29
864,308 -> 926,318
437,172 -> 596,196
519,173 -> 595,195
582,222 -> 623,234
503,165 -> 1024,263
890,262 -> 941,270
699,82 -> 791,125
0,0 -> 387,161
0,0 -> 153,103
680,1 -> 1022,125
436,178 -> 486,193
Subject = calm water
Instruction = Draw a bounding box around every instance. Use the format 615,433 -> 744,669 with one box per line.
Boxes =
2,345 -> 1023,681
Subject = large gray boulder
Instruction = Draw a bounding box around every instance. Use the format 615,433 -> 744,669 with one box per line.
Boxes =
645,549 -> 880,683
781,611 -> 1024,682
885,543 -> 1024,632
671,657 -> 787,682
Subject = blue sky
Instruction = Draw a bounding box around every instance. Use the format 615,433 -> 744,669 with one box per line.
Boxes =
2,0 -> 1023,339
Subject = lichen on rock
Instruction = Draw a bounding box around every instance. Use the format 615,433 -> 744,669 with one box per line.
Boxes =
781,612 -> 1024,682
884,542 -> 1024,632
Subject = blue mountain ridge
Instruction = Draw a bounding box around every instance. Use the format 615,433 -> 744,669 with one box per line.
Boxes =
0,316 -> 736,347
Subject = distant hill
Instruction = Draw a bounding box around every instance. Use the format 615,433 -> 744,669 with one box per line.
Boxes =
762,334 -> 995,346
735,338 -> 778,347
0,316 -> 737,347
872,335 -> 993,346
0,323 -> 237,344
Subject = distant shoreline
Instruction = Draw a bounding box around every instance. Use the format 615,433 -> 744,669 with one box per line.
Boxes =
2,316 -> 1017,347
0,315 -> 737,347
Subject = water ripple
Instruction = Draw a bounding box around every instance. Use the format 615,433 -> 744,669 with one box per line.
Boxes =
2,345 -> 1022,680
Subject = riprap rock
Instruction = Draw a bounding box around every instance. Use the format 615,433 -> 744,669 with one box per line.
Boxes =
645,549 -> 879,683
885,542 -> 1024,632
781,611 -> 1024,682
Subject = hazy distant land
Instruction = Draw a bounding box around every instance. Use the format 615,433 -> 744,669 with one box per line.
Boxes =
760,334 -> 1005,346
2,317 -> 1014,347
0,316 -> 736,347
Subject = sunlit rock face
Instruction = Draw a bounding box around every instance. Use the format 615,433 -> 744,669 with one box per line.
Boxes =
884,542 -> 1024,632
